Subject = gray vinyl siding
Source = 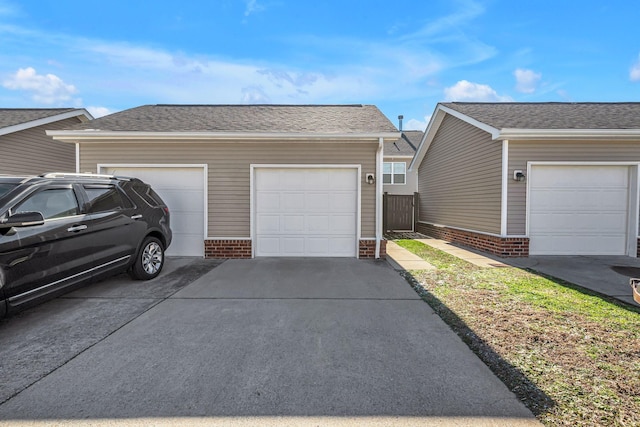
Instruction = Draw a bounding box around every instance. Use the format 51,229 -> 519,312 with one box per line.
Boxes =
0,117 -> 79,175
507,140 -> 640,235
79,140 -> 378,238
418,115 -> 502,234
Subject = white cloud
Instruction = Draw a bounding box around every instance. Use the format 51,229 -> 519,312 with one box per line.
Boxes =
86,106 -> 113,118
2,67 -> 78,104
244,0 -> 265,17
0,0 -> 497,110
405,115 -> 432,131
514,68 -> 541,93
630,55 -> 640,82
444,80 -> 512,102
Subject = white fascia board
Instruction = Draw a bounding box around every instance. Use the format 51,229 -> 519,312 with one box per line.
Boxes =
383,155 -> 415,159
408,106 -> 445,171
408,104 -> 501,172
498,128 -> 640,141
1,109 -> 93,137
438,105 -> 501,139
46,130 -> 402,143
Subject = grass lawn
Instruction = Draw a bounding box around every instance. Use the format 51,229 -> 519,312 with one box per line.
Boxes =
395,239 -> 640,427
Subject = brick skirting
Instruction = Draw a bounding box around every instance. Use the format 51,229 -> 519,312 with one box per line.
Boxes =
205,239 -> 252,259
360,239 -> 387,259
205,239 -> 386,259
416,222 -> 529,257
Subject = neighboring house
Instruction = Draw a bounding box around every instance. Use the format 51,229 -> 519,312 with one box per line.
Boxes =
0,108 -> 93,175
411,102 -> 640,257
383,130 -> 421,195
48,104 -> 400,259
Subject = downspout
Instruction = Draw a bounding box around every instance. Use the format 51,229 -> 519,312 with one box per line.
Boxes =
375,137 -> 383,258
75,143 -> 80,173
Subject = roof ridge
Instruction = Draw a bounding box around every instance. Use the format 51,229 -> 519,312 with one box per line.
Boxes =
151,104 -> 367,107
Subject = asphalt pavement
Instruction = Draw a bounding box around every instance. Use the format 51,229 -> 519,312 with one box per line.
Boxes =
0,257 -> 540,426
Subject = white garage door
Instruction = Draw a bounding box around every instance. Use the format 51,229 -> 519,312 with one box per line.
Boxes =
529,165 -> 630,255
102,166 -> 205,257
255,168 -> 358,257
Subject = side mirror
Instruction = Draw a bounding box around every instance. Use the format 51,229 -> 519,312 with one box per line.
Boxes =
0,211 -> 45,228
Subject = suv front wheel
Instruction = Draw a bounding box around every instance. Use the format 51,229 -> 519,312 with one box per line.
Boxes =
129,236 -> 165,280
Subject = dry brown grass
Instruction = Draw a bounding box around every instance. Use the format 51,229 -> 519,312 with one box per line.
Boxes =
396,239 -> 640,427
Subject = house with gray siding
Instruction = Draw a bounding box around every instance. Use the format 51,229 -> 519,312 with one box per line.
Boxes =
411,102 -> 640,257
383,130 -> 421,195
48,104 -> 400,259
0,108 -> 92,175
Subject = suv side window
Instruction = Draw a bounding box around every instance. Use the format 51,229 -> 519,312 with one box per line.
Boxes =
132,183 -> 163,207
84,185 -> 134,213
14,188 -> 79,219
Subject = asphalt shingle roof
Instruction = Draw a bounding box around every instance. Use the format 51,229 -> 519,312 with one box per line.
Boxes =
441,102 -> 640,130
0,108 -> 77,129
384,130 -> 422,156
69,104 -> 398,134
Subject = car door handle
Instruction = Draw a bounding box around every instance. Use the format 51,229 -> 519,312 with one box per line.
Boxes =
131,214 -> 143,220
67,225 -> 88,232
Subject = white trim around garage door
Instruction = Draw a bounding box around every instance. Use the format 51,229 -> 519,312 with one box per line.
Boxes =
98,163 -> 209,243
526,161 -> 640,256
250,164 -> 362,258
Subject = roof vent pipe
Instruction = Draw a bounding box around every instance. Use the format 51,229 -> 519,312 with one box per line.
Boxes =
398,115 -> 403,131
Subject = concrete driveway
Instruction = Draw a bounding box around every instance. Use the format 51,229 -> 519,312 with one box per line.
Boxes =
508,255 -> 640,306
0,258 -> 539,426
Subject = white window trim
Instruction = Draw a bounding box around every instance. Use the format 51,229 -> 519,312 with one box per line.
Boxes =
383,161 -> 407,185
250,164 -> 362,258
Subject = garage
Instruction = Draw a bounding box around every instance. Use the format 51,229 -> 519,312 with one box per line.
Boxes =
529,165 -> 633,255
254,167 -> 359,257
100,165 -> 206,257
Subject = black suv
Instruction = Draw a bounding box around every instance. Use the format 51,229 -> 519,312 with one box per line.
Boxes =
0,173 -> 172,317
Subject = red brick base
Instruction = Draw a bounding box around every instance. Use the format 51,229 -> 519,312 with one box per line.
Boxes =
416,222 -> 529,257
204,239 -> 252,259
359,239 -> 387,259
204,239 -> 387,259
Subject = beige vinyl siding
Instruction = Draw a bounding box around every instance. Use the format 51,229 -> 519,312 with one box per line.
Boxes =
418,115 -> 502,234
507,139 -> 640,235
0,117 -> 79,175
79,140 -> 377,238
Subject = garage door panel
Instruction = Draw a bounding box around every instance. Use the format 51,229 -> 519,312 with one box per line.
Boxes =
306,193 -> 330,211
103,166 -> 205,257
282,193 -> 305,211
255,168 -> 357,257
256,193 -> 280,212
529,165 -> 630,256
256,214 -> 280,232
283,215 -> 305,232
307,215 -> 330,232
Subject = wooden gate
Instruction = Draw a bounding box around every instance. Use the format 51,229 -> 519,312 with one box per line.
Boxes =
383,193 -> 416,231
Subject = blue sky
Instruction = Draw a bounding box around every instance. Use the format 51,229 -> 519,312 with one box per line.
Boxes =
1,0 -> 639,130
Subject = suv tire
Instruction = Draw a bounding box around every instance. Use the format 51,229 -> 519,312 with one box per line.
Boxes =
129,236 -> 165,280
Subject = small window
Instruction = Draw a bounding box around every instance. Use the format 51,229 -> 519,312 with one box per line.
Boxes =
383,162 -> 406,185
14,188 -> 79,219
85,185 -> 133,213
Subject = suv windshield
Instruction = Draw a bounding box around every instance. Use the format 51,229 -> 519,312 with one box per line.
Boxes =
0,183 -> 17,198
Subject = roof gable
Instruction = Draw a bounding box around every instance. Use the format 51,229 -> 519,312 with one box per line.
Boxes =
0,108 -> 93,136
411,102 -> 640,170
